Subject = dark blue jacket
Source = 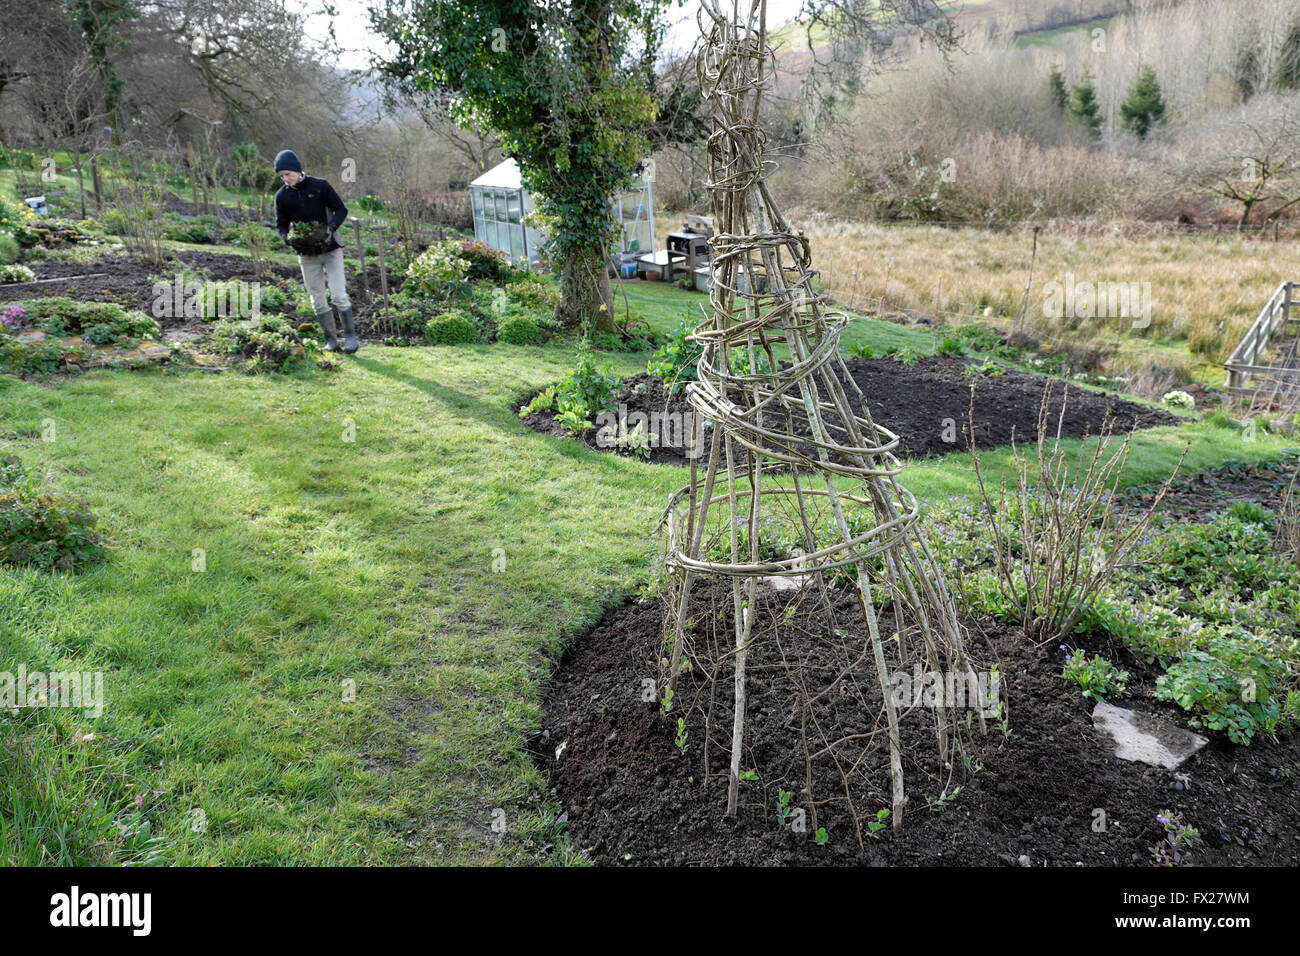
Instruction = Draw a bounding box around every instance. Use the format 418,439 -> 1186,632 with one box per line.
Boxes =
274,175 -> 348,252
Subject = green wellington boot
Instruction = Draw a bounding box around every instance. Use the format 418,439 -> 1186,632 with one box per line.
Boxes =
337,304 -> 359,354
314,308 -> 340,351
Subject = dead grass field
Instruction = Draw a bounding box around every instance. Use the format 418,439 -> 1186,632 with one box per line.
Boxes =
657,211 -> 1299,387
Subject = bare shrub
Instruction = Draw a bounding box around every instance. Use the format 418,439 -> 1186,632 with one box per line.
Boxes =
1122,357 -> 1194,401
816,33 -> 1130,223
1277,471 -> 1300,565
1170,91 -> 1300,229
113,151 -> 169,266
944,131 -> 1129,222
969,381 -> 1188,645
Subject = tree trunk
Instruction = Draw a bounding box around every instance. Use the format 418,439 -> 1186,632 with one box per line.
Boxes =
90,156 -> 102,211
555,244 -> 620,336
1238,198 -> 1256,231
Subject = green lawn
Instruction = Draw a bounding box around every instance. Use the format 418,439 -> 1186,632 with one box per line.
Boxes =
1014,18 -> 1113,49
617,276 -> 943,355
2,280 -> 1294,865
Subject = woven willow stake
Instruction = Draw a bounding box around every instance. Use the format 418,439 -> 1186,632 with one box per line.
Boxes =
662,0 -> 984,830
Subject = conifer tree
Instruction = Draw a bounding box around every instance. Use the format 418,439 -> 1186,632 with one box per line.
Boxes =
1120,65 -> 1166,138
1048,64 -> 1068,111
1068,74 -> 1102,135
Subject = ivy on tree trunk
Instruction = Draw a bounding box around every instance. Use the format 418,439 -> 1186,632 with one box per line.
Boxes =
558,245 -> 618,338
369,0 -> 662,335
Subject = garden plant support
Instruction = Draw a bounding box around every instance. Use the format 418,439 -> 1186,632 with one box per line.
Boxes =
661,0 -> 985,833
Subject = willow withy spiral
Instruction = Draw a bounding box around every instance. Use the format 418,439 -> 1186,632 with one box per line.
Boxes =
659,0 -> 985,832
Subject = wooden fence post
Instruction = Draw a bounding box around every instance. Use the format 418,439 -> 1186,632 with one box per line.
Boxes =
90,154 -> 102,211
188,142 -> 198,213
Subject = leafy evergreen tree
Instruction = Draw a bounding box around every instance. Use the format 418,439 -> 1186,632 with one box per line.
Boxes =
1120,65 -> 1166,138
1048,64 -> 1068,111
1068,74 -> 1102,135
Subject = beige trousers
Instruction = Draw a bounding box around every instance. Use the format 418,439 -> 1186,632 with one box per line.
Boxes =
298,246 -> 351,312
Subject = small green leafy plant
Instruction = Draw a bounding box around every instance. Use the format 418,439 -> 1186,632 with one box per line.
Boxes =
776,789 -> 794,826
866,808 -> 890,837
547,344 -> 623,433
1154,631 -> 1283,744
1061,648 -> 1129,701
935,336 -> 963,358
287,220 -> 320,241
964,358 -> 1004,378
519,386 -> 558,418
615,420 -> 655,460
1151,809 -> 1201,866
925,786 -> 964,812
886,345 -> 922,365
556,400 -> 593,436
0,454 -> 111,571
647,311 -> 704,393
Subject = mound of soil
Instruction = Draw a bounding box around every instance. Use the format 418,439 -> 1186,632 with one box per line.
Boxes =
0,249 -> 396,339
533,471 -> 1300,867
0,249 -> 295,314
521,356 -> 1183,465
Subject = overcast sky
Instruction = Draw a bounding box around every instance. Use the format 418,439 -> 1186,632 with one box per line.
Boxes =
299,0 -> 809,71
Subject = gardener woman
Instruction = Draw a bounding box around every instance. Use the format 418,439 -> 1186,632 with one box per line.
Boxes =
273,149 -> 358,353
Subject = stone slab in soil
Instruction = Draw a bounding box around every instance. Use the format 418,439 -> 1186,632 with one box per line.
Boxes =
10,329 -> 171,369
1092,701 -> 1208,770
520,356 -> 1183,466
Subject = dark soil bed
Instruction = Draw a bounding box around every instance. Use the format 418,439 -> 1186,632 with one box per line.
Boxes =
0,248 -> 397,337
521,356 -> 1183,465
533,472 -> 1300,866
1127,454 -> 1300,521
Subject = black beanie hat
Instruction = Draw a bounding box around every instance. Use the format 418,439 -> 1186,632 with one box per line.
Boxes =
274,149 -> 303,173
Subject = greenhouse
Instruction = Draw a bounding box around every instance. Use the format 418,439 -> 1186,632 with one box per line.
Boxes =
469,157 -> 654,271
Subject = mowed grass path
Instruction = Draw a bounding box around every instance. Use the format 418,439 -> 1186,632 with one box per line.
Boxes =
1,342 -> 687,864
2,310 -> 1292,864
